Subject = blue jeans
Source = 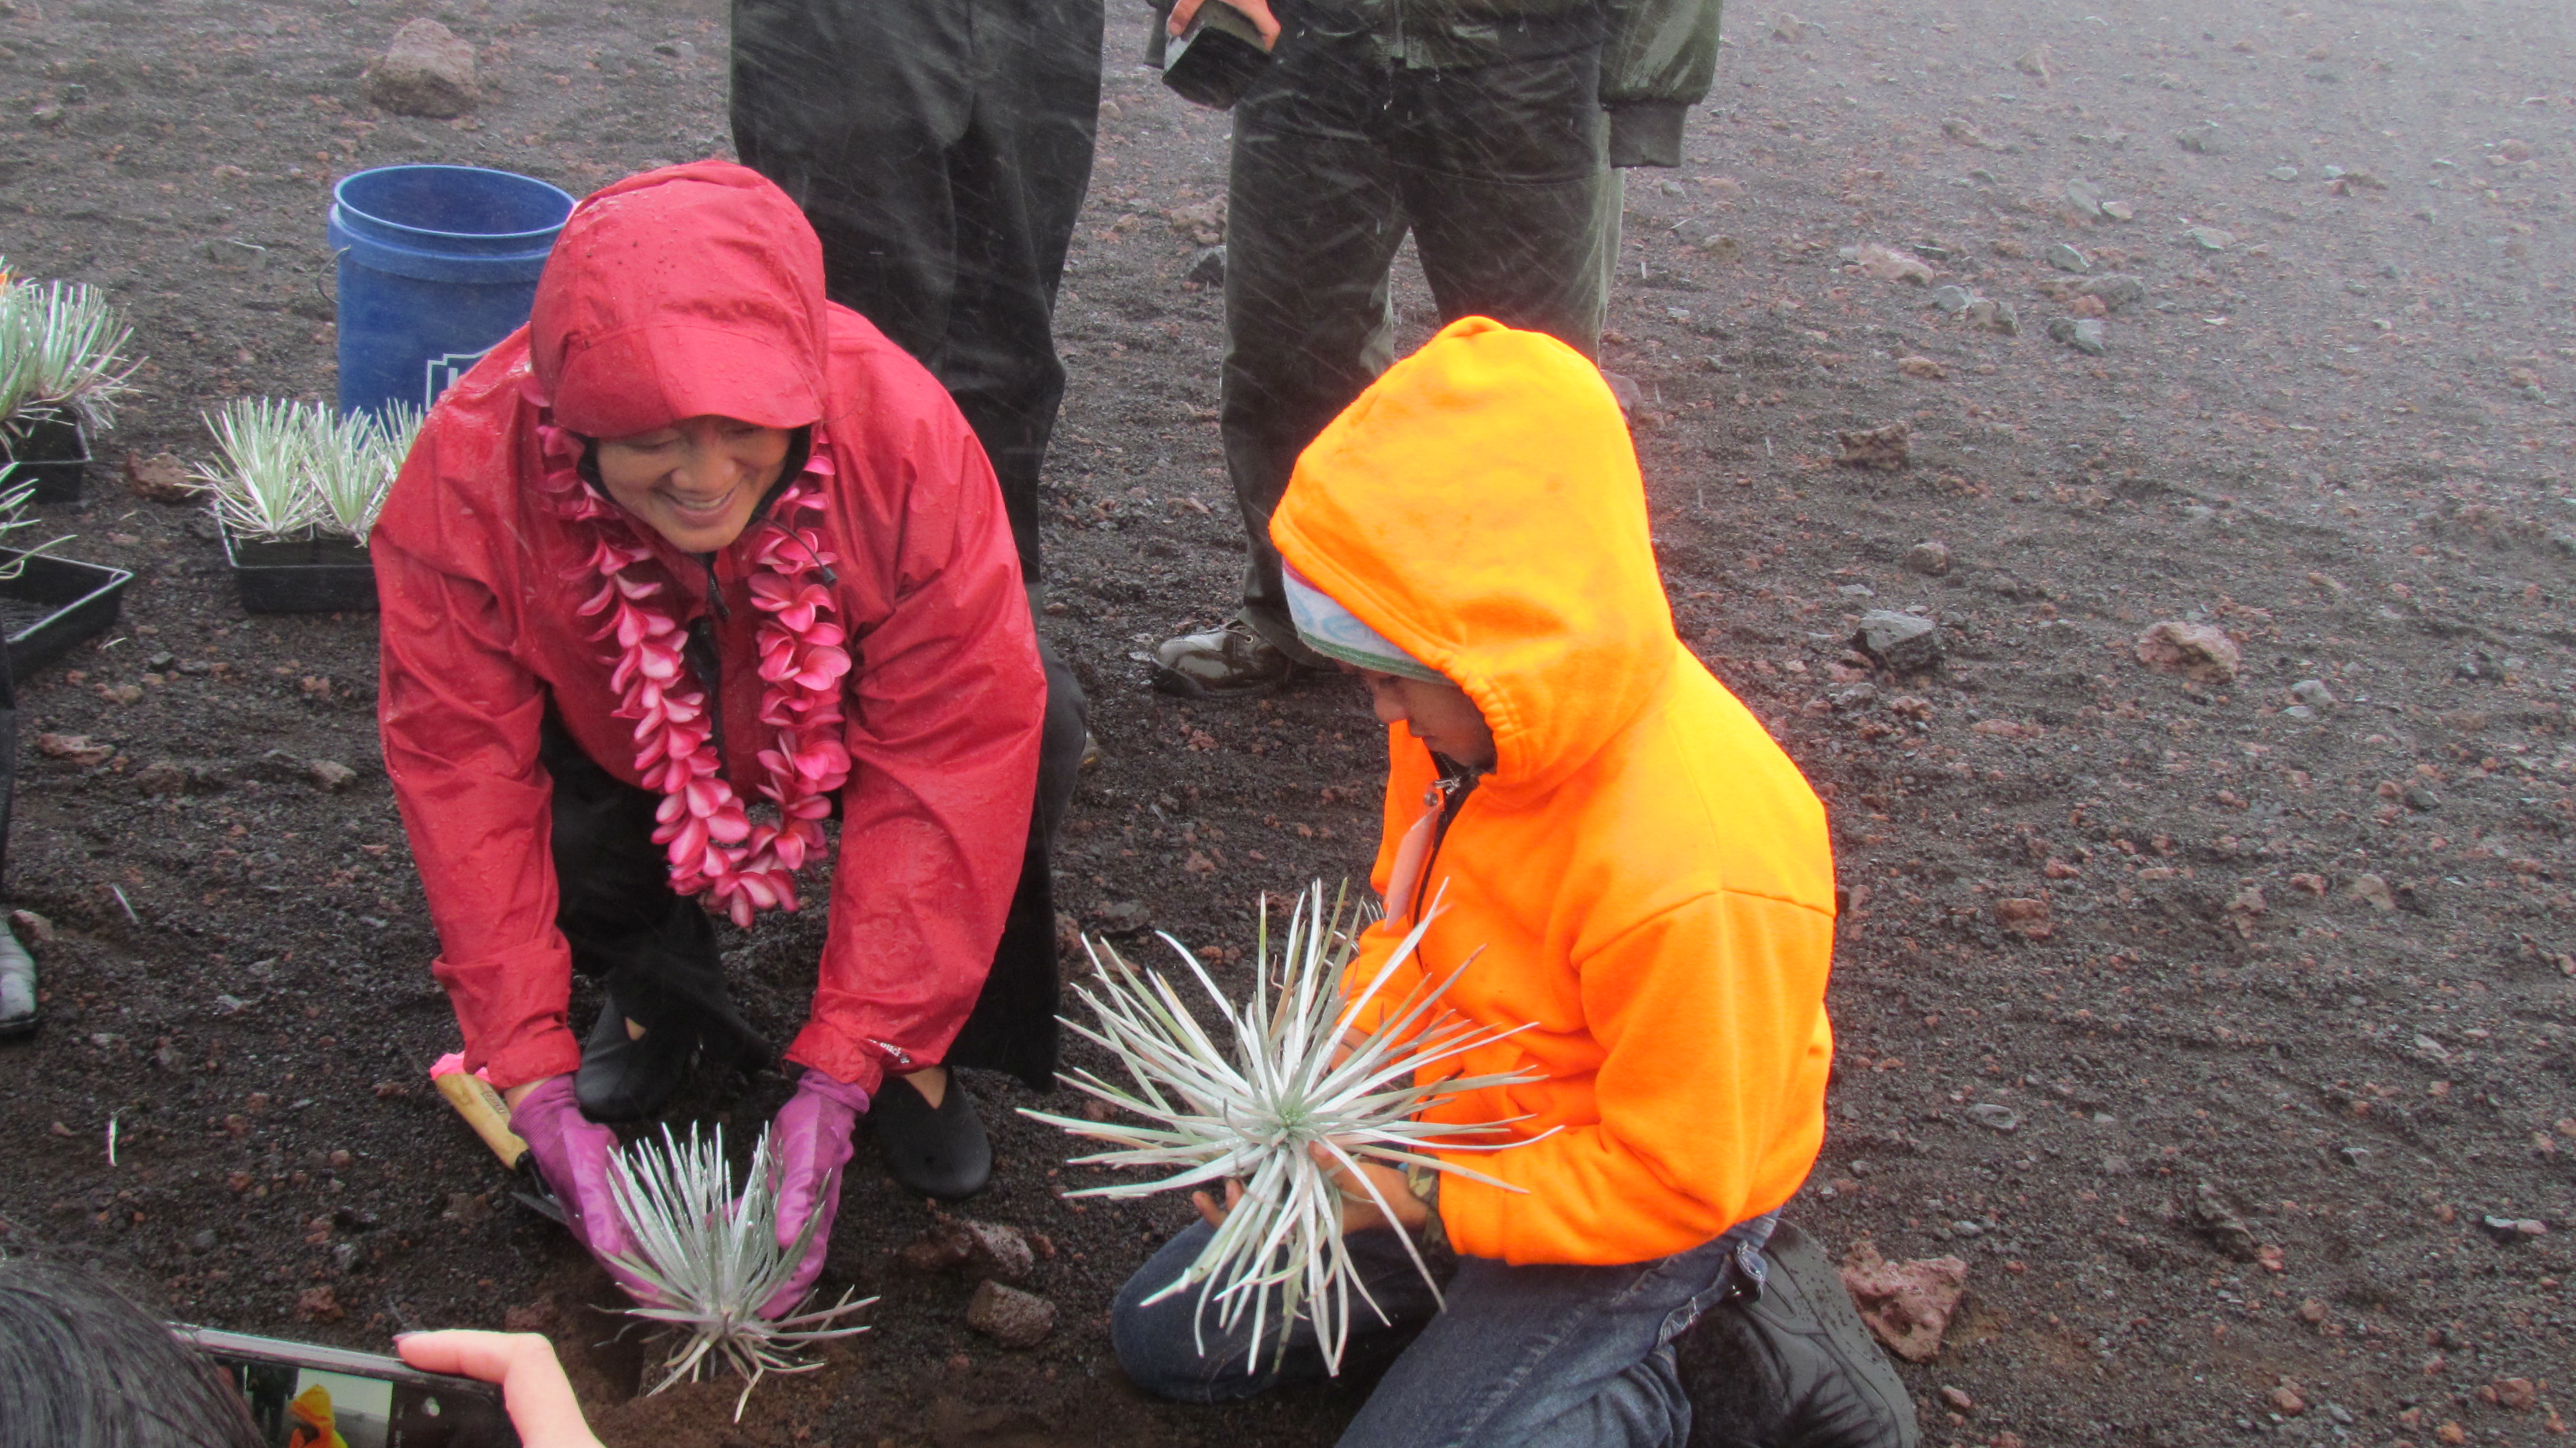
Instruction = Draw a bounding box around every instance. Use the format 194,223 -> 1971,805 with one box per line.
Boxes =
1113,1213 -> 1775,1448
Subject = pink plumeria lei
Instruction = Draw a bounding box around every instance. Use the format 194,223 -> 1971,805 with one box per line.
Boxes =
533,420 -> 853,928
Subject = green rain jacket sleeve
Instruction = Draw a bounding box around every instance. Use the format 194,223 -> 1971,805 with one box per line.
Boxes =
1600,0 -> 1723,167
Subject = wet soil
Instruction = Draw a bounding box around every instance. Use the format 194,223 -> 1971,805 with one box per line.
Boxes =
1,0 -> 2572,1445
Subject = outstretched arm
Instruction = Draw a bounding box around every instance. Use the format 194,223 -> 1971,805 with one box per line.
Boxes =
375,516 -> 576,1092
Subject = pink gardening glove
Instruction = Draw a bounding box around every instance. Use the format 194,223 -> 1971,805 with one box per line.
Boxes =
508,1077 -> 658,1305
758,1068 -> 868,1319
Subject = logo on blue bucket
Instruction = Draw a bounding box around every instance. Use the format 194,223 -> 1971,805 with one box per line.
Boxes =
426,350 -> 494,407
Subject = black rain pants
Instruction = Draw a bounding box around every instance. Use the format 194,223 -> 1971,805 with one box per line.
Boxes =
731,0 -> 1105,586
1220,13 -> 1616,659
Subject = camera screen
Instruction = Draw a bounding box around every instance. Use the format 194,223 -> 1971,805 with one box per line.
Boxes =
217,1361 -> 508,1448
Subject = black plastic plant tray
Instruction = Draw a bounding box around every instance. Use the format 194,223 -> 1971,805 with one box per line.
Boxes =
222,525 -> 378,614
0,550 -> 135,677
2,414 -> 91,504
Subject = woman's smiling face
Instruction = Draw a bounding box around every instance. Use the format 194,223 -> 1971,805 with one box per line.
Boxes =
594,414 -> 793,551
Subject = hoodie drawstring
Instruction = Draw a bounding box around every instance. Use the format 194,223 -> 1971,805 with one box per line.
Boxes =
1382,761 -> 1479,922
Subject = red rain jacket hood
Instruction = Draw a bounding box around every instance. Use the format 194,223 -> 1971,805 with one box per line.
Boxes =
527,161 -> 829,438
373,161 -> 1043,1093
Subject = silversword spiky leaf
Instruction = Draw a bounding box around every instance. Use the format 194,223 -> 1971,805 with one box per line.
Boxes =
1023,881 -> 1549,1375
601,1122 -> 874,1420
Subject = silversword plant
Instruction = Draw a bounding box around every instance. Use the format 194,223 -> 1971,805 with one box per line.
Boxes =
192,398 -> 422,544
0,268 -> 138,434
601,1123 -> 874,1420
1024,881 -> 1549,1374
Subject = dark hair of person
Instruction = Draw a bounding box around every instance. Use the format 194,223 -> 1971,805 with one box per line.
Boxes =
0,1255 -> 263,1448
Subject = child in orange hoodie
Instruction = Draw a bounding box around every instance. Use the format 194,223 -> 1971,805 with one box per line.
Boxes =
1113,319 -> 1905,1445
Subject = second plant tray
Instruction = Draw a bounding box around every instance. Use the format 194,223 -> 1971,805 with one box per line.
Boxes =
222,526 -> 378,615
0,550 -> 136,676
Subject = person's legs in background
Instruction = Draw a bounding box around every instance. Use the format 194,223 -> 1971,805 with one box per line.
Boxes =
730,0 -> 1104,585
1156,22 -> 1613,700
733,0 -> 1094,1121
938,0 -> 1103,585
1395,28 -> 1615,363
1153,23 -> 1406,699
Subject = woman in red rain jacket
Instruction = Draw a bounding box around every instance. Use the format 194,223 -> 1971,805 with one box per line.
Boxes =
373,161 -> 1076,1312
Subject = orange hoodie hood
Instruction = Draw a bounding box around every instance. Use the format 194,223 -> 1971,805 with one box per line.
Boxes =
1272,317 -> 1672,797
1271,318 -> 1835,1267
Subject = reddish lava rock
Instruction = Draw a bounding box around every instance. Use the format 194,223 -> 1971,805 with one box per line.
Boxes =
1839,1239 -> 1968,1363
1992,897 -> 2052,940
965,1280 -> 1055,1348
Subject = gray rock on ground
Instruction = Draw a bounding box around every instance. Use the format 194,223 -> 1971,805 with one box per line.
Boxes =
2048,317 -> 2109,355
2134,621 -> 2240,683
1852,610 -> 1942,671
1962,297 -> 2019,334
2176,122 -> 2233,155
1903,540 -> 1951,576
2076,274 -> 2148,310
365,19 -> 477,119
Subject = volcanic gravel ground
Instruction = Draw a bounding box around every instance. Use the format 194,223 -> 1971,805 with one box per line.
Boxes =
1,0 -> 2573,1443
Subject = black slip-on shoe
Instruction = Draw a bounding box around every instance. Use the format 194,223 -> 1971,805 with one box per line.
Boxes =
872,1072 -> 991,1201
1682,1219 -> 1920,1448
573,988 -> 692,1124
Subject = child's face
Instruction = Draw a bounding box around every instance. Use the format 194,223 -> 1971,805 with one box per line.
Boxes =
1354,668 -> 1496,769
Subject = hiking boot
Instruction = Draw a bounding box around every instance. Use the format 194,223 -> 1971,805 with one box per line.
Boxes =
1680,1219 -> 1920,1448
1152,615 -> 1311,700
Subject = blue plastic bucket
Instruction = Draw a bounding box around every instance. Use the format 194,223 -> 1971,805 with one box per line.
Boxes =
328,165 -> 575,419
